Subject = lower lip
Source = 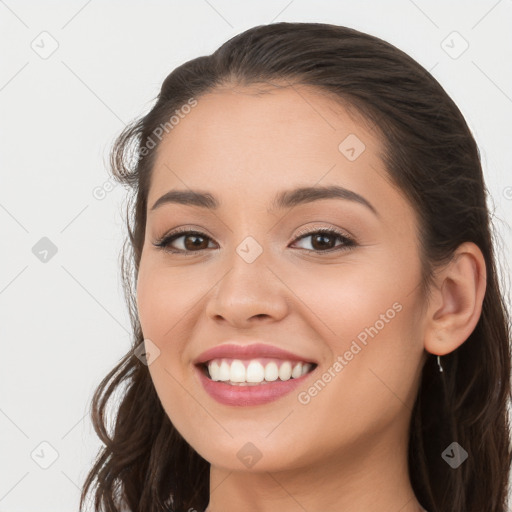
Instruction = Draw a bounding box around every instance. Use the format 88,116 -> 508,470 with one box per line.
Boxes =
195,365 -> 312,406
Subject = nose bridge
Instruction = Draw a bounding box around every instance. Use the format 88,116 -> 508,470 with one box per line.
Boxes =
224,203 -> 270,273
205,231 -> 288,326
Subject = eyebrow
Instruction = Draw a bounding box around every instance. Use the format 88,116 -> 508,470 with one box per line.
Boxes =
150,185 -> 379,216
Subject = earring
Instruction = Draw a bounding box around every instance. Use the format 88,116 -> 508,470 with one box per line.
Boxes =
437,354 -> 444,373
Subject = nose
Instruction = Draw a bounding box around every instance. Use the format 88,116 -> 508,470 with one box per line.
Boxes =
204,248 -> 289,329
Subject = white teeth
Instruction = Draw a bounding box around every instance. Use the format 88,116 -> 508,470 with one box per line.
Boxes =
230,360 -> 246,382
218,361 -> 230,381
264,362 -> 279,381
291,362 -> 303,379
246,361 -> 265,383
209,360 -> 220,381
206,358 -> 314,384
278,361 -> 292,381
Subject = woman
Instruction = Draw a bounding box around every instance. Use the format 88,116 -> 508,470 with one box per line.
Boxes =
80,22 -> 511,512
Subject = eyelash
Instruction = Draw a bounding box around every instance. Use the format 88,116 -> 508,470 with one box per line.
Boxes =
152,226 -> 356,256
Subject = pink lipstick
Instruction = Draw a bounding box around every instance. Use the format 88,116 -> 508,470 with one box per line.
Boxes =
194,343 -> 317,406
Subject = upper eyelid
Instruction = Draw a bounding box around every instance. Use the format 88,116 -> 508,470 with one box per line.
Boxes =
293,225 -> 352,240
162,225 -> 215,240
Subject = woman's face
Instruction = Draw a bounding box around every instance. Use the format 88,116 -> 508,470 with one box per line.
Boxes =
136,84 -> 429,472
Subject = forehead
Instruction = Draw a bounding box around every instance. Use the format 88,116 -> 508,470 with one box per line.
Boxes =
148,84 -> 390,210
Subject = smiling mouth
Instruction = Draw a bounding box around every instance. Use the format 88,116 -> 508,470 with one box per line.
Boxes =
198,357 -> 318,386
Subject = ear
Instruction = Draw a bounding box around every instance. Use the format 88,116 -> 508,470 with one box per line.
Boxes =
423,241 -> 487,356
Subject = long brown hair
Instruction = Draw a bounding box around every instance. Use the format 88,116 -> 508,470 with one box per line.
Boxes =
79,22 -> 512,512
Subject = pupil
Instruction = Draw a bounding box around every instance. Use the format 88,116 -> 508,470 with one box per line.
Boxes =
313,234 -> 333,249
186,235 -> 206,250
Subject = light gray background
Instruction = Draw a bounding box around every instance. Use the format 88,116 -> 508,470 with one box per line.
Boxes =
1,1 -> 511,511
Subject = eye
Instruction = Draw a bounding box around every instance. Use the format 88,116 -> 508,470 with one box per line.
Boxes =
290,227 -> 356,253
152,226 -> 356,255
153,228 -> 217,255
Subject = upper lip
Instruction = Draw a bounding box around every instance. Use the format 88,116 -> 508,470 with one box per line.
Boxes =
194,343 -> 317,366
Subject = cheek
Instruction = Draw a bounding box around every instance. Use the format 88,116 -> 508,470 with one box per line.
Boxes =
281,256 -> 413,345
136,258 -> 204,339
283,253 -> 424,399
136,261 -> 207,445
